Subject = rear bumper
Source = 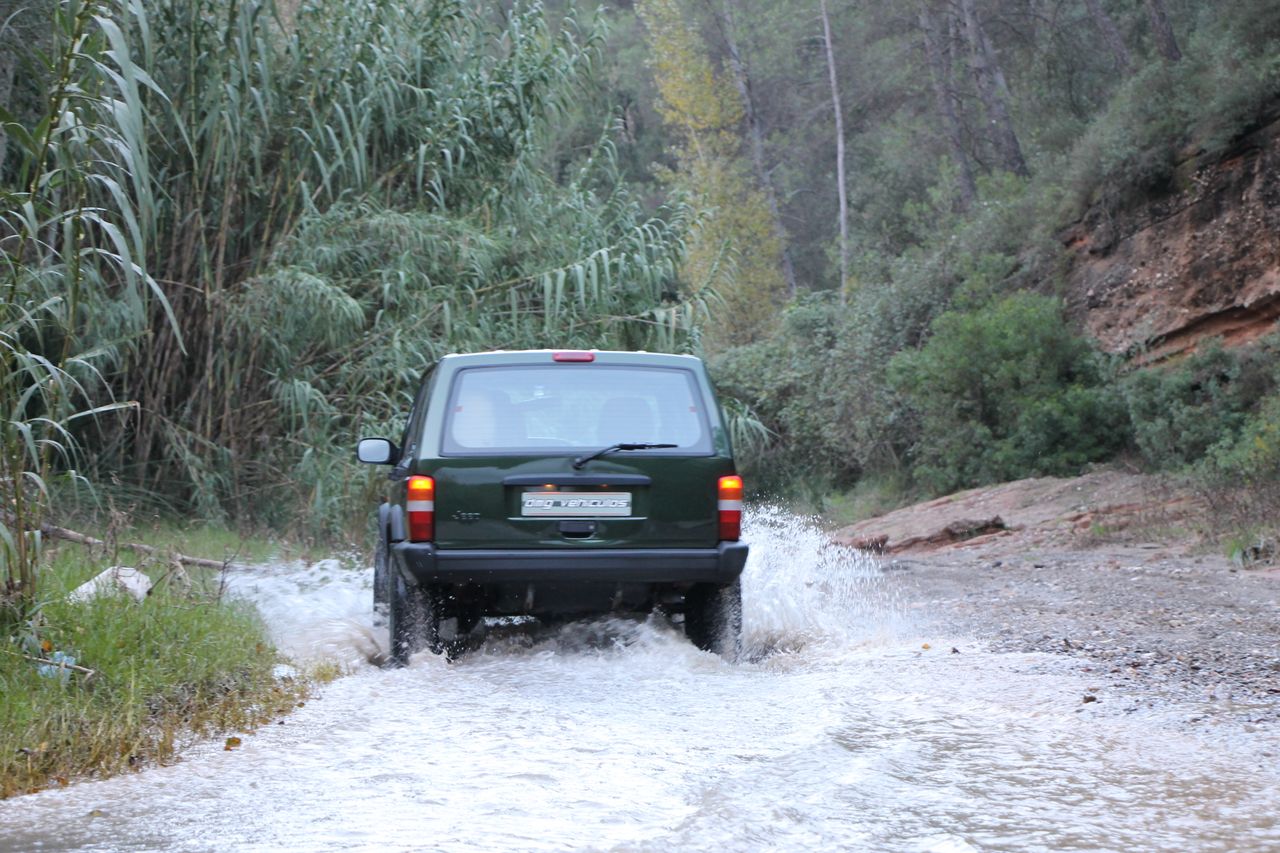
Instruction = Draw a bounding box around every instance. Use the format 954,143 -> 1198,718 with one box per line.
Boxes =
392,540 -> 748,585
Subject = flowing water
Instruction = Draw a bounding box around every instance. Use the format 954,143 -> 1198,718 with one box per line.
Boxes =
2,509 -> 1278,852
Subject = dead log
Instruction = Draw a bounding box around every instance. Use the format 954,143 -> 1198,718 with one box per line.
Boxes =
38,523 -> 243,571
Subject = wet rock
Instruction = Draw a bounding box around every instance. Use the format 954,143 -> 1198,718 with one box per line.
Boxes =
847,534 -> 888,551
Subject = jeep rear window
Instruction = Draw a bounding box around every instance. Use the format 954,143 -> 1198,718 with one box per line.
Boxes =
441,366 -> 712,454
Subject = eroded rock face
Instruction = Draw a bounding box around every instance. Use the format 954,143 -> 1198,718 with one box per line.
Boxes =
1062,113 -> 1280,362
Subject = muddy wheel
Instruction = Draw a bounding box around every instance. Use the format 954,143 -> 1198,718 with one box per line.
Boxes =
684,578 -> 742,661
387,566 -> 439,666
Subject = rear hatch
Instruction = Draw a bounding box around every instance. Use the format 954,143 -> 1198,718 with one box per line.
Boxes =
427,358 -> 731,549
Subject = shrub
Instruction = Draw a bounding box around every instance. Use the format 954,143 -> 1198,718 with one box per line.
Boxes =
888,293 -> 1128,494
1195,391 -> 1280,547
710,294 -> 848,493
1121,340 -> 1278,470
1204,393 -> 1280,483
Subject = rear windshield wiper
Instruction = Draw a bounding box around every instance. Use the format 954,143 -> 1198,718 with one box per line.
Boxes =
572,442 -> 677,470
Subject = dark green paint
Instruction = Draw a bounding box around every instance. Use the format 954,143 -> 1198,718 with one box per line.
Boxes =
392,350 -> 737,549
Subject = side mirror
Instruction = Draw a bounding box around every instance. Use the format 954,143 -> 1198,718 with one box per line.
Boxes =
356,437 -> 397,465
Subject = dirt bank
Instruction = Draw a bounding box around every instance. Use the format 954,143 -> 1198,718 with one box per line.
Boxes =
835,470 -> 1280,724
1061,108 -> 1280,363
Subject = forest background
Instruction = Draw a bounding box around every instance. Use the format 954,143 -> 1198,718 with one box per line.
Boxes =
3,0 -> 1280,611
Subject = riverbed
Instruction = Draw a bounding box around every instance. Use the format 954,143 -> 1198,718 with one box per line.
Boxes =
2,509 -> 1277,852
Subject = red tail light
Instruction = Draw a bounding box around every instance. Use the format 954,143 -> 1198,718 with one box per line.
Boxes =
718,475 -> 743,541
407,475 -> 435,542
552,350 -> 595,362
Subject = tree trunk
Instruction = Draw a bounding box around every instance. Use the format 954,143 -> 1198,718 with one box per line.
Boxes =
819,0 -> 849,298
920,2 -> 978,210
958,0 -> 1029,177
1144,0 -> 1181,62
711,0 -> 799,296
1083,0 -> 1133,74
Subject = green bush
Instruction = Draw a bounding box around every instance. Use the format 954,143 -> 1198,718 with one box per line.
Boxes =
1203,392 -> 1280,483
888,293 -> 1128,494
710,294 -> 848,494
1121,340 -> 1278,470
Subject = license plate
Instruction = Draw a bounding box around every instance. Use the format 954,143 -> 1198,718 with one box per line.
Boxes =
521,491 -> 631,517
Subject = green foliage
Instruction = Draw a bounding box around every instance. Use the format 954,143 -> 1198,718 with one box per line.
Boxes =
887,293 -> 1128,494
0,548 -> 301,796
1,0 -> 168,612
637,0 -> 787,347
646,0 -> 1280,505
1197,388 -> 1280,550
711,295 -> 844,484
8,0 -> 1280,540
820,470 -> 915,529
1060,4 -> 1280,215
1122,340 -> 1279,470
1203,392 -> 1280,483
5,0 -> 703,543
1154,338 -> 1280,554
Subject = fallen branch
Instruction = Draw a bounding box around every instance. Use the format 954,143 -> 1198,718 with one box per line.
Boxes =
38,523 -> 243,571
24,653 -> 97,680
3,649 -> 98,681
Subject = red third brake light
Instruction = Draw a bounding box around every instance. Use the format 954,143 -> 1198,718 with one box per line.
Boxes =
407,475 -> 435,542
552,351 -> 595,362
718,475 -> 743,541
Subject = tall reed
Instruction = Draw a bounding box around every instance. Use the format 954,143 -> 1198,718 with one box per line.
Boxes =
8,1 -> 724,546
1,0 -> 167,612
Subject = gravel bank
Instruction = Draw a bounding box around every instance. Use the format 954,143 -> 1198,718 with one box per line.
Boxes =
890,543 -> 1280,724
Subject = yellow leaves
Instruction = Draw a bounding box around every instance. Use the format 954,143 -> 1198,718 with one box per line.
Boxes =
223,736 -> 242,751
637,0 -> 743,145
637,0 -> 787,348
679,157 -> 785,346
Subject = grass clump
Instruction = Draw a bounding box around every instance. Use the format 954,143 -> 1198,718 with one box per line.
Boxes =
0,544 -> 305,798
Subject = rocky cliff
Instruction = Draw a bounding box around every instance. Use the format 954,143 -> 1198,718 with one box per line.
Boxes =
1062,110 -> 1280,362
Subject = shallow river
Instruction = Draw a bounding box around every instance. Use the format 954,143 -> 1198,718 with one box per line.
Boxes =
2,510 -> 1278,852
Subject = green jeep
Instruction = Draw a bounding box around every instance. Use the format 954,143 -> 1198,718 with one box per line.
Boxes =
356,350 -> 749,664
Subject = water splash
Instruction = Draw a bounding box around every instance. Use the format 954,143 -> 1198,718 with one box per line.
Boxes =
224,557 -> 383,669
222,506 -> 910,670
5,513 -> 1280,852
741,505 -> 908,657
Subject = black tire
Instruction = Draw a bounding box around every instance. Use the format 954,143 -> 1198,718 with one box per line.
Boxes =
387,564 -> 439,666
373,533 -> 389,608
683,578 -> 742,661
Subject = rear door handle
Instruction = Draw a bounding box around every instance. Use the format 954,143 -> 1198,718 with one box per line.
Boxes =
559,520 -> 596,538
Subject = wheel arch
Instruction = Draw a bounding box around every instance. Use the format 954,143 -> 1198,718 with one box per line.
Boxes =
380,501 -> 407,543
